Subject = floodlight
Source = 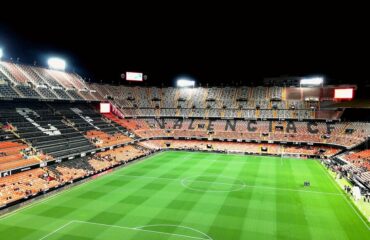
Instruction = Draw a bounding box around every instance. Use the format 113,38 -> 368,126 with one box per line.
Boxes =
300,77 -> 324,86
177,79 -> 195,87
47,57 -> 66,71
0,48 -> 3,59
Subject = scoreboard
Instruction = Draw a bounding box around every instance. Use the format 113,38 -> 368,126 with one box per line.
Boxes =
334,88 -> 354,99
126,72 -> 143,81
100,103 -> 111,113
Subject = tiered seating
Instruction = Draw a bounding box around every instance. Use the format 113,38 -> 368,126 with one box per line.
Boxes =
57,103 -> 126,134
46,69 -> 75,89
343,150 -> 370,171
65,73 -> 88,90
139,140 -> 339,157
0,82 -> 20,98
49,161 -> 90,182
357,172 -> 370,187
89,85 -> 343,120
31,67 -> 62,88
0,168 -> 59,206
270,86 -> 282,99
0,60 -> 101,101
35,86 -> 58,99
66,90 -> 83,100
0,141 -> 41,171
88,83 -> 110,100
97,145 -> 150,163
14,85 -> 40,98
16,64 -> 47,86
0,102 -> 96,158
85,130 -> 132,147
116,118 -> 369,148
53,88 -> 72,100
46,145 -> 150,183
0,62 -> 21,85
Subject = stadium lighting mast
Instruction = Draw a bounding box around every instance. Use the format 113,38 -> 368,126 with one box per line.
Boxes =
177,79 -> 196,88
47,57 -> 66,71
0,48 -> 3,59
299,76 -> 324,116
299,77 -> 324,87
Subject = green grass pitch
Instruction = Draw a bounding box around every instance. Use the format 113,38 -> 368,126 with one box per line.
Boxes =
0,151 -> 369,239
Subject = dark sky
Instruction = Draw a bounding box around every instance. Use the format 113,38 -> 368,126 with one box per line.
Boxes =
0,12 -> 369,87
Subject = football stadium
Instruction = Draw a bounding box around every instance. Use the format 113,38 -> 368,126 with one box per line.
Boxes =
0,32 -> 370,239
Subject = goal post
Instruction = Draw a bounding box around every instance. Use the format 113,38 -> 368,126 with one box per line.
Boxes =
280,146 -> 300,159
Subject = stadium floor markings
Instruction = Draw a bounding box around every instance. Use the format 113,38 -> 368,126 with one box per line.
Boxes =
38,220 -> 213,240
112,173 -> 343,196
180,175 -> 246,193
317,162 -> 370,230
134,224 -> 213,240
39,221 -> 75,240
2,151 -> 369,239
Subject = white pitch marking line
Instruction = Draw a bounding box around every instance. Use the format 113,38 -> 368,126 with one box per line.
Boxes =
0,179 -> 94,221
72,220 -> 211,240
39,221 -> 75,240
317,163 -> 370,230
134,224 -> 213,240
0,151 -> 166,221
183,179 -> 246,187
112,174 -> 177,181
113,174 -> 342,196
113,173 -> 245,187
181,179 -> 246,193
181,175 -> 247,192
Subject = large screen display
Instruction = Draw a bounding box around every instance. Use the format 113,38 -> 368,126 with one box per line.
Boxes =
100,103 -> 111,113
126,72 -> 143,81
334,88 -> 353,99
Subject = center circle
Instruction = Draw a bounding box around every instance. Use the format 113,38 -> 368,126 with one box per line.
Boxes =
181,175 -> 246,192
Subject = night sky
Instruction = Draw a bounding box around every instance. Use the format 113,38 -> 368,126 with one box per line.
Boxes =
0,14 -> 369,87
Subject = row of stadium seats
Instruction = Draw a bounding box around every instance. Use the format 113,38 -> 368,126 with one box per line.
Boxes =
0,101 -> 130,159
0,141 -> 44,171
139,140 -> 340,157
0,168 -> 60,206
0,144 -> 151,206
343,150 -> 370,171
0,59 -> 342,120
88,84 -> 340,120
0,60 -> 100,101
85,130 -> 132,148
89,84 -> 325,104
113,118 -> 369,148
114,108 -> 329,119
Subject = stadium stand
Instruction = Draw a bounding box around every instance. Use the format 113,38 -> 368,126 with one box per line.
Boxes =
342,150 -> 370,171
139,140 -> 340,157
0,59 -> 369,209
88,85 -> 341,120
0,145 -> 151,206
0,141 -> 42,171
0,168 -> 60,206
111,118 -> 369,148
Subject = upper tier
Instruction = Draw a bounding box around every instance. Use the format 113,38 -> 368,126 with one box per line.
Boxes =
89,84 -> 345,120
0,60 -> 100,101
0,60 -> 357,120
